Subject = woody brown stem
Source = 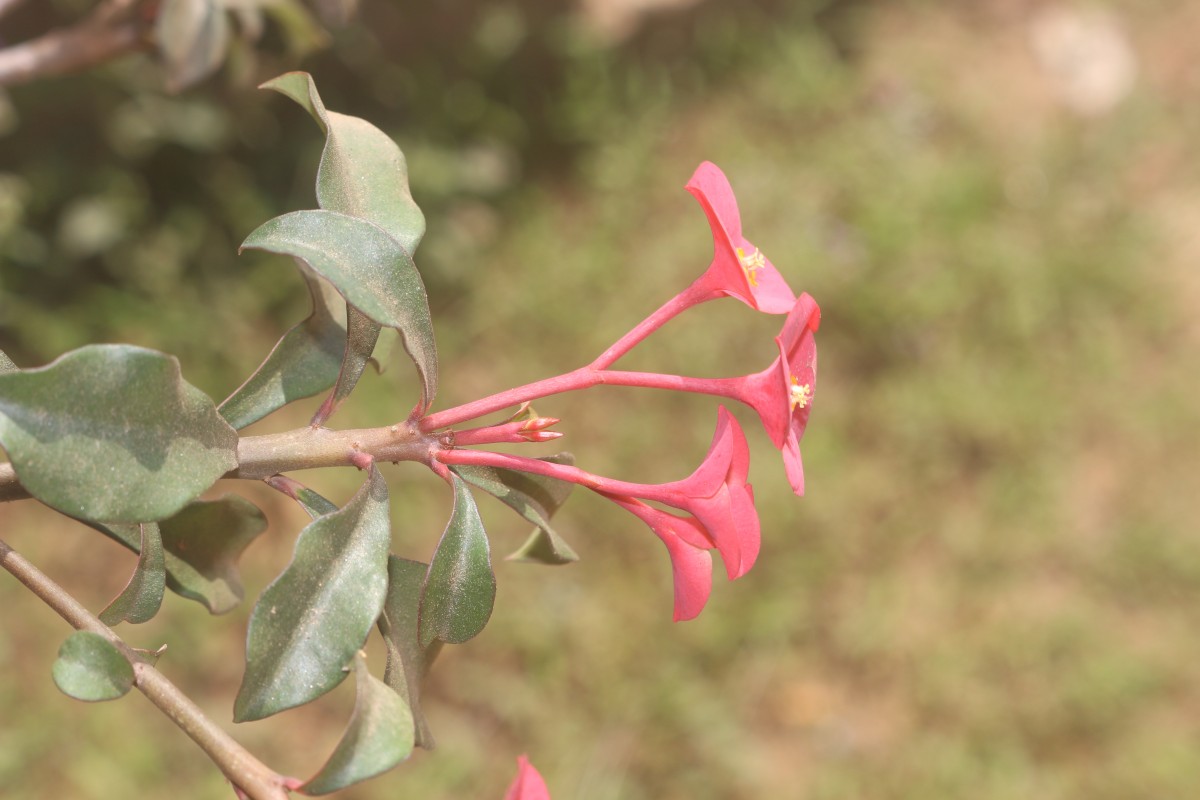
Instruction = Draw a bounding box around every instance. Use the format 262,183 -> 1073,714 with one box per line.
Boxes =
0,538 -> 292,800
0,0 -> 152,88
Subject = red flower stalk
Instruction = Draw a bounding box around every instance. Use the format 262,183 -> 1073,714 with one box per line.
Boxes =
582,293 -> 820,495
603,494 -> 713,621
438,407 -> 761,580
424,295 -> 818,495
504,755 -> 551,800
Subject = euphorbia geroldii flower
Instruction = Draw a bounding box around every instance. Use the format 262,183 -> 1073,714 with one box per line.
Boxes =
685,161 -> 796,314
604,494 -> 714,621
437,406 -> 761,580
737,292 -> 820,496
653,405 -> 759,579
504,755 -> 551,800
584,161 -> 796,371
582,292 -> 820,496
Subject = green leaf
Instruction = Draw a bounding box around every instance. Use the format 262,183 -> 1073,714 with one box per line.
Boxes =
0,345 -> 238,524
296,486 -> 340,519
100,523 -> 166,625
219,269 -> 346,430
51,632 -> 134,702
419,475 -> 496,647
379,557 -> 441,749
264,475 -> 340,519
259,71 -> 425,255
0,350 -> 16,373
451,453 -> 579,565
86,495 -> 268,614
157,0 -> 230,92
301,652 -> 415,795
260,71 -> 435,412
311,306 -> 381,426
158,495 -> 268,614
235,467 -> 391,722
241,209 -> 436,411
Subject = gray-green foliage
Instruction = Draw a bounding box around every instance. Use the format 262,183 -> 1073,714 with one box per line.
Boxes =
419,474 -> 497,647
261,71 -> 436,414
451,453 -> 580,565
301,653 -> 415,795
99,523 -> 165,626
0,345 -> 237,524
218,270 -> 346,430
51,632 -> 135,703
235,467 -> 391,722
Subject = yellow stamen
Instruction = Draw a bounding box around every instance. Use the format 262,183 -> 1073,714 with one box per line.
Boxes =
789,375 -> 812,411
736,246 -> 766,287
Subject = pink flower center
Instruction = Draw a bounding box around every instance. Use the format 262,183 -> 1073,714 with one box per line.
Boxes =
736,246 -> 766,287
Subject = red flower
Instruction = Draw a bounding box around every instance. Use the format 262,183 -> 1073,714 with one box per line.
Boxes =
738,292 -> 820,495
437,407 -> 762,582
644,406 -> 759,579
604,495 -> 713,621
686,161 -> 796,314
504,755 -> 550,800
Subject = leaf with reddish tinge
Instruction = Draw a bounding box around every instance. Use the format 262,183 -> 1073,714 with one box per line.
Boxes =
311,306 -> 381,426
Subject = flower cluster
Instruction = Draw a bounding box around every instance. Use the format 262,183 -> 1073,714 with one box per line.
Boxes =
424,162 -> 820,621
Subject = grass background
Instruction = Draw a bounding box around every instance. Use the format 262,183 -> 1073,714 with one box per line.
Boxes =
3,1 -> 1200,798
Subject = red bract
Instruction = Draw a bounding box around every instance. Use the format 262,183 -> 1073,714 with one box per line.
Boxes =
686,161 -> 796,314
738,292 -> 820,496
504,755 -> 551,800
604,494 -> 713,621
646,406 -> 759,579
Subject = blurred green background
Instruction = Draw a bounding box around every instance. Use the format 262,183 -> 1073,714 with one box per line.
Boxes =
4,0 -> 1200,797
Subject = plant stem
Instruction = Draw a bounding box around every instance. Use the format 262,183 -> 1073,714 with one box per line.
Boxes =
421,364 -> 756,432
0,538 -> 292,800
588,281 -> 712,370
0,422 -> 436,502
420,367 -> 599,431
233,421 -> 433,480
0,0 -> 151,88
437,447 -> 690,504
0,462 -> 26,502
